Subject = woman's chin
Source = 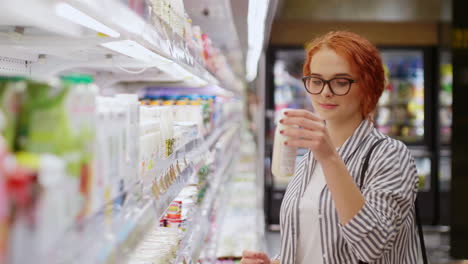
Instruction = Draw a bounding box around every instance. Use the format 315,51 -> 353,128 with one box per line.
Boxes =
315,110 -> 334,121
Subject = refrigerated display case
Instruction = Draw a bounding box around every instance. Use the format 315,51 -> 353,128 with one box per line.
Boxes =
439,52 -> 453,145
376,50 -> 425,143
273,50 -> 314,117
438,50 -> 452,226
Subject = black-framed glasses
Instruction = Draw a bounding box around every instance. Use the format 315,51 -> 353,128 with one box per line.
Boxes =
302,76 -> 356,96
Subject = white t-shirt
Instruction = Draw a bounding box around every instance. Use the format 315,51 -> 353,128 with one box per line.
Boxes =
297,161 -> 326,264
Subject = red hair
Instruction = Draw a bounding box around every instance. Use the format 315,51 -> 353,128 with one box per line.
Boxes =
303,31 -> 385,120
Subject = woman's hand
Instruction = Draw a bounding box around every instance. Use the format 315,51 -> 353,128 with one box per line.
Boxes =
280,109 -> 337,162
240,250 -> 271,264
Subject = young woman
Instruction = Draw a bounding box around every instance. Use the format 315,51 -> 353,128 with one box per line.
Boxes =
241,31 -> 420,264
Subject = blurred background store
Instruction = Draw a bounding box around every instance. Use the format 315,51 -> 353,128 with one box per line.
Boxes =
0,0 -> 467,264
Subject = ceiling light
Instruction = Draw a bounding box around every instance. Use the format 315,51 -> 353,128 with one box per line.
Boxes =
55,2 -> 120,38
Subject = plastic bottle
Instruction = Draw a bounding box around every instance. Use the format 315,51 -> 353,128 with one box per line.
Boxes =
271,109 -> 297,178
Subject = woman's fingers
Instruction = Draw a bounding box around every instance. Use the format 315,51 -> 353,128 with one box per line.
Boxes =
283,109 -> 321,121
242,250 -> 267,259
285,138 -> 319,149
241,250 -> 270,264
281,127 -> 322,140
280,117 -> 324,131
240,259 -> 265,264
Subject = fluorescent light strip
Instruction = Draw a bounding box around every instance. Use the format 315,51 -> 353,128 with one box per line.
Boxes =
55,2 -> 120,38
246,0 -> 270,82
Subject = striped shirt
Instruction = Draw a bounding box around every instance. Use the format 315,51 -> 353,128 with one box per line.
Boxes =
278,120 -> 420,264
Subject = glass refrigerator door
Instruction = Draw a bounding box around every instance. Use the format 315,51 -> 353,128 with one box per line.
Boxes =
376,50 -> 425,143
273,50 -> 313,120
440,52 -> 452,145
439,51 -> 452,225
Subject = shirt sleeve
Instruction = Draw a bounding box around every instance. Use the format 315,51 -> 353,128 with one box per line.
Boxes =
339,140 -> 419,263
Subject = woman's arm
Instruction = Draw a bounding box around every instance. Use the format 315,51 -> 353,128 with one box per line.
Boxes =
282,110 -> 418,262
320,154 -> 365,225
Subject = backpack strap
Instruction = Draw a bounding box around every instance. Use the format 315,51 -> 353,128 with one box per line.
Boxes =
415,197 -> 429,264
357,137 -> 428,264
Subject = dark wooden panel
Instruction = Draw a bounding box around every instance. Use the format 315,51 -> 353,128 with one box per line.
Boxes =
269,20 -> 439,46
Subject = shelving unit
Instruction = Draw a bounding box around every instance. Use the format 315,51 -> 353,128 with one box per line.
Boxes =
38,122 -> 240,264
0,1 -> 255,264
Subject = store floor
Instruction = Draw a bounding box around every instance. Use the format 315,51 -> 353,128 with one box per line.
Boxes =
266,228 -> 465,264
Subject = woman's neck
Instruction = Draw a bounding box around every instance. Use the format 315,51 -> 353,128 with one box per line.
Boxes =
326,115 -> 364,148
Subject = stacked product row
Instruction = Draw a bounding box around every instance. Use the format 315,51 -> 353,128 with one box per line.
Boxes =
0,75 -> 241,264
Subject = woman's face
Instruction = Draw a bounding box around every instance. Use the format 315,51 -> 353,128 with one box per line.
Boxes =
307,47 -> 362,123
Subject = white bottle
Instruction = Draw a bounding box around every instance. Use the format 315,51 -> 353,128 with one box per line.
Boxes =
272,109 -> 297,178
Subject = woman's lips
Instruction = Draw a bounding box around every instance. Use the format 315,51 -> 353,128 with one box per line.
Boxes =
319,103 -> 338,110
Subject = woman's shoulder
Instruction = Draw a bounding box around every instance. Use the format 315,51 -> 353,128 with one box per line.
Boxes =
368,128 -> 413,162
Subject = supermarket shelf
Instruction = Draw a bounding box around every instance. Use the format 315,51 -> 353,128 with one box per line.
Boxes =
143,119 -> 238,189
174,131 -> 240,263
42,120 -> 241,264
143,122 -> 241,218
120,123 -> 240,263
119,124 -> 240,264
0,0 -> 243,91
215,134 -> 266,260
104,164 -> 198,264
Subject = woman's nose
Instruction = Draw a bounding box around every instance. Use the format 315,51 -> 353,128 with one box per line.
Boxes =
322,83 -> 334,98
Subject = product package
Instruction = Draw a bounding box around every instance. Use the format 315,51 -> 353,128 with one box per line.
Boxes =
271,109 -> 297,178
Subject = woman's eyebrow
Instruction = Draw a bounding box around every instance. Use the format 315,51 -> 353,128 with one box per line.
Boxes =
308,73 -> 353,78
309,73 -> 322,77
334,73 -> 353,77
